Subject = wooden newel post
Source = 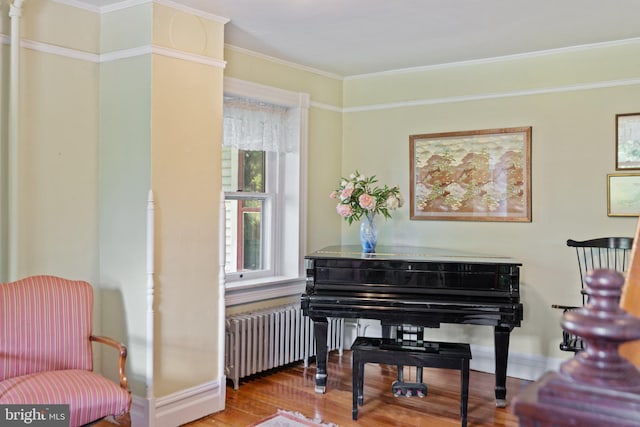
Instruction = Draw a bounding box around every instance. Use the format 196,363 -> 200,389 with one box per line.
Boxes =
514,269 -> 640,427
558,269 -> 640,390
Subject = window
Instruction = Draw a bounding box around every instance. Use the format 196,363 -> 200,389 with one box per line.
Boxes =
222,78 -> 309,305
223,146 -> 270,276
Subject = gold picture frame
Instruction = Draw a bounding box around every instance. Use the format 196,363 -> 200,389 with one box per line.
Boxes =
616,113 -> 640,170
607,173 -> 640,217
410,126 -> 532,222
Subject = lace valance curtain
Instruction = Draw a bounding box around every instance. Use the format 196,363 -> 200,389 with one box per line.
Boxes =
223,96 -> 297,153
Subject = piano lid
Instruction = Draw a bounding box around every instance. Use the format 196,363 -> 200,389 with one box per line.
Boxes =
307,245 -> 521,265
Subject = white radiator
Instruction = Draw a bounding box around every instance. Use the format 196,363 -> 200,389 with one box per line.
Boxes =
225,304 -> 344,389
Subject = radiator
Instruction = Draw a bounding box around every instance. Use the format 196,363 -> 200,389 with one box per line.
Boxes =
225,304 -> 344,389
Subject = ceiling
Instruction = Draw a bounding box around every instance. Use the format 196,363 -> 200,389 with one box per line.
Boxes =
88,0 -> 640,77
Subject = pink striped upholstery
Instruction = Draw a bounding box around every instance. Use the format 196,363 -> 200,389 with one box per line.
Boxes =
0,275 -> 131,427
0,276 -> 93,380
0,369 -> 131,427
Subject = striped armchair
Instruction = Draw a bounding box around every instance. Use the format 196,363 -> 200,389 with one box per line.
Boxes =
0,275 -> 131,427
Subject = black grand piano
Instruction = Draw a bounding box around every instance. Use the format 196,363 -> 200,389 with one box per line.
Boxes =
301,245 -> 523,407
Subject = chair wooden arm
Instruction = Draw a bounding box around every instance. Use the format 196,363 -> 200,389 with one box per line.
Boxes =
90,335 -> 129,390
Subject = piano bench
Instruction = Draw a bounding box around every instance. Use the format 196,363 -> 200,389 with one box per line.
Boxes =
351,336 -> 471,427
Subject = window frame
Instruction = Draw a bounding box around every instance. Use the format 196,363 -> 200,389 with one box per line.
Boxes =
222,77 -> 309,306
224,149 -> 278,281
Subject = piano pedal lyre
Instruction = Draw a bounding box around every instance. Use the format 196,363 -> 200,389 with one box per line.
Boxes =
392,363 -> 427,398
391,381 -> 427,398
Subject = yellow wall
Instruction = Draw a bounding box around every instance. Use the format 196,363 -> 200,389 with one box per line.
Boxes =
1,1 -> 99,281
341,43 -> 640,359
18,49 -> 99,279
0,1 -> 99,281
150,51 -> 223,394
149,4 -> 225,396
0,0 -> 227,404
22,0 -> 99,53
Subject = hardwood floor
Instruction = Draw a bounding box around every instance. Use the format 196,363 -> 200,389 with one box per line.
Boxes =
184,350 -> 531,426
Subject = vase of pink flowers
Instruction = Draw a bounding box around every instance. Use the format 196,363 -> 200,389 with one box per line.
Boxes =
330,171 -> 403,253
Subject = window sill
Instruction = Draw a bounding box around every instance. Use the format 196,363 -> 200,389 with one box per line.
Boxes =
225,275 -> 305,306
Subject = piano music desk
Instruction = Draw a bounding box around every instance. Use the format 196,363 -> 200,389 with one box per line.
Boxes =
351,336 -> 471,426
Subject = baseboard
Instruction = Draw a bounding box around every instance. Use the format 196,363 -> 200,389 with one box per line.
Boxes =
343,319 -> 567,382
468,344 -> 566,381
131,377 -> 226,427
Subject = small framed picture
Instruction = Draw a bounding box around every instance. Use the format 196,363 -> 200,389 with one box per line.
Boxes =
616,113 -> 640,170
607,173 -> 640,217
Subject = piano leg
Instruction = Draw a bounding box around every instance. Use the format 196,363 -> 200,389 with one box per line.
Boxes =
313,317 -> 329,393
494,325 -> 512,408
382,323 -> 392,338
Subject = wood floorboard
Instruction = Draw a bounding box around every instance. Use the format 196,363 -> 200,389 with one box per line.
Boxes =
183,350 -> 531,426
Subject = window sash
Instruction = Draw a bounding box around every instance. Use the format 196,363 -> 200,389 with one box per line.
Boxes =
224,192 -> 275,281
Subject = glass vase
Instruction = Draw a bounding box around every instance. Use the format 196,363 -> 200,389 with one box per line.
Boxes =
359,211 -> 378,253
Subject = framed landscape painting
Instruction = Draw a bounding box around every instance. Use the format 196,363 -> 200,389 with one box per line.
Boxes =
616,113 -> 640,170
410,127 -> 532,222
608,173 -> 640,217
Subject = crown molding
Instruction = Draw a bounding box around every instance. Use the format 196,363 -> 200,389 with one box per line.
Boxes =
346,37 -> 640,80
343,77 -> 640,113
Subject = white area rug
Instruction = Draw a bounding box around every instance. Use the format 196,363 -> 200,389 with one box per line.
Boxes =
250,410 -> 339,427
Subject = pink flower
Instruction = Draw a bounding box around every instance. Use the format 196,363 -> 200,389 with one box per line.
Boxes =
358,193 -> 376,210
340,185 -> 354,200
336,204 -> 353,217
329,191 -> 338,199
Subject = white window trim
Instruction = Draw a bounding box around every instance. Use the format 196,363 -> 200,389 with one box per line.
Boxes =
223,77 -> 309,306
